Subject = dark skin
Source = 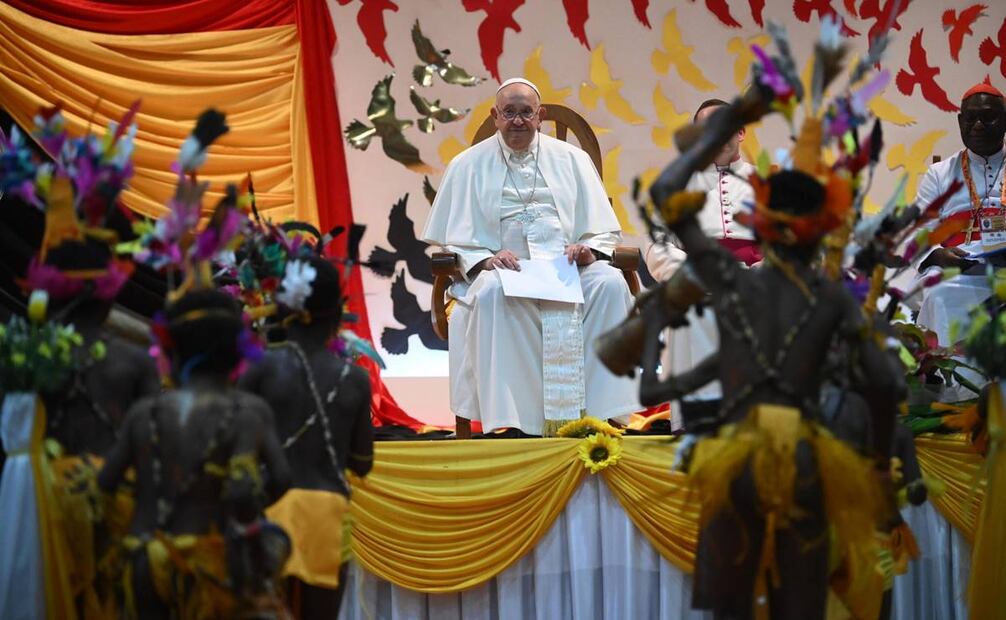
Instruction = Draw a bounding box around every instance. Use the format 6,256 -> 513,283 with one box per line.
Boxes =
643,214 -> 902,620
46,301 -> 161,456
98,372 -> 291,619
238,317 -> 373,619
922,93 -> 1006,271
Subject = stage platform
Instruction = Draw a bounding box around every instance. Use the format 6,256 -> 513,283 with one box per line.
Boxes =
337,434 -> 983,619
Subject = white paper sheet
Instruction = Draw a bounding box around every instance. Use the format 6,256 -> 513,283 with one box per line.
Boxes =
496,256 -> 584,304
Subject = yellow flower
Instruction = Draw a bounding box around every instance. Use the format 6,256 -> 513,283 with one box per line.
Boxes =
90,341 -> 107,361
577,433 -> 623,474
557,415 -> 624,439
27,290 -> 48,324
11,352 -> 26,366
38,343 -> 52,359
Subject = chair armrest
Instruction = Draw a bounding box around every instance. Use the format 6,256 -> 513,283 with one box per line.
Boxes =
431,252 -> 461,340
612,245 -> 641,296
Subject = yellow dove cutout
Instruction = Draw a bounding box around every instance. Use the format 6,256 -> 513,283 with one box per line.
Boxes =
886,130 -> 947,200
524,46 -> 572,105
869,95 -> 917,127
727,34 -> 771,91
580,44 -> 646,125
651,85 -> 691,150
462,95 -> 496,145
651,9 -> 717,92
740,122 -> 764,166
602,146 -> 637,235
438,136 -> 467,166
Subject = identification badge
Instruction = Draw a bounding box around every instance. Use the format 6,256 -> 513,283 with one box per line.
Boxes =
980,213 -> 1006,252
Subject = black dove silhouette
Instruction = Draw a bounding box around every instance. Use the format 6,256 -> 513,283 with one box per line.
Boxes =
411,20 -> 483,87
367,194 -> 433,283
382,270 -> 448,354
344,74 -> 433,172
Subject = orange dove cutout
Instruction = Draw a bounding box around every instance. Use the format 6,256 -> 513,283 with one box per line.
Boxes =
651,85 -> 690,150
727,34 -> 771,91
886,130 -> 947,200
580,44 -> 646,125
602,146 -> 637,234
869,95 -> 917,127
651,9 -> 717,92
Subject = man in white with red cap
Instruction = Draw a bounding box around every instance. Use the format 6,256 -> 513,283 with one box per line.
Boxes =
422,77 -> 640,436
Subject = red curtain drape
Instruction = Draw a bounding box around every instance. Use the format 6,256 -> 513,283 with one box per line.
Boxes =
4,0 -> 423,429
2,0 -> 295,32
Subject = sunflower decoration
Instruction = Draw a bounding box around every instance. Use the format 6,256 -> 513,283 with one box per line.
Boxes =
577,433 -> 624,474
557,415 -> 624,439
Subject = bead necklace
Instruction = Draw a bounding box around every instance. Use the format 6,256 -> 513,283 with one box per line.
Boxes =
280,341 -> 348,489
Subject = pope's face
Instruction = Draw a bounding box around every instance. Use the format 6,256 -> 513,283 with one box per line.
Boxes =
959,93 -> 1006,157
492,84 -> 544,152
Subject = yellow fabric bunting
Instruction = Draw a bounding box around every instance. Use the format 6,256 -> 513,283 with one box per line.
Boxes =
0,3 -> 317,224
914,433 -> 985,542
349,434 -> 984,594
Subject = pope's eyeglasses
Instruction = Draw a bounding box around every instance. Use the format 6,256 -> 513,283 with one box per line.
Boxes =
497,106 -> 539,122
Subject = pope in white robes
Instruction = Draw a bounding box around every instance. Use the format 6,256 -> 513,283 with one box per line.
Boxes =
421,78 -> 640,435
644,99 -> 757,428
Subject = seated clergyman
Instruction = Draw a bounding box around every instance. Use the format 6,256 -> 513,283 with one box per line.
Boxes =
421,77 -> 640,436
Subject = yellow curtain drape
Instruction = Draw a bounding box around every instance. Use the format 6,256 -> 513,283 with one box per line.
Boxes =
914,433 -> 985,542
349,438 -> 585,593
0,3 -> 316,225
601,437 -> 699,572
349,434 -> 985,593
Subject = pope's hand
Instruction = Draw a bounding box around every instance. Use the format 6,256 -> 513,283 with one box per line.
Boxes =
484,249 -> 521,271
565,243 -> 596,266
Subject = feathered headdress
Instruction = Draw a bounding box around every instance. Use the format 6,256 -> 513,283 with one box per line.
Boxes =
2,102 -> 140,302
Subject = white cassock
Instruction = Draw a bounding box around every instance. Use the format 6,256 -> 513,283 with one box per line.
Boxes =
913,146 -> 1003,399
421,131 -> 640,435
643,159 -> 756,428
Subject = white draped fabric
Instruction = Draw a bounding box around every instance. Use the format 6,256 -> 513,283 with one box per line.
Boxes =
0,393 -> 46,620
339,477 -> 971,620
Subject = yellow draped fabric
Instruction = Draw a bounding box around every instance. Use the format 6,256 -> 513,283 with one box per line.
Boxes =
0,3 -> 317,224
600,437 -> 699,572
350,438 -> 585,593
967,383 -> 1005,620
350,434 -> 985,594
914,433 -> 985,542
28,399 -> 78,620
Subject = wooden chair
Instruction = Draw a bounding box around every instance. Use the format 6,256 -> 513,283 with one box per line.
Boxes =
429,104 -> 642,438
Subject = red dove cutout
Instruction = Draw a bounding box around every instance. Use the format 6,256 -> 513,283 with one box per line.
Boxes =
943,4 -> 988,63
793,0 -> 860,37
631,0 -> 652,28
337,0 -> 399,66
689,0 -> 742,28
896,30 -> 960,112
749,0 -> 766,27
859,0 -> 913,53
562,0 -> 591,49
979,16 -> 1006,79
463,0 -> 527,82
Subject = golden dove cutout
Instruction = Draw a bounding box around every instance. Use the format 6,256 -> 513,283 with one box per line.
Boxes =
344,75 -> 433,173
602,146 -> 637,235
886,130 -> 947,200
727,34 -> 771,91
580,44 -> 646,125
869,95 -> 918,127
409,86 -> 468,133
651,9 -> 717,92
411,21 -> 483,87
651,85 -> 690,150
524,46 -> 572,105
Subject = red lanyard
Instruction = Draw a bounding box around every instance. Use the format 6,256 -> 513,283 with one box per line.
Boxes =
960,149 -> 1006,244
